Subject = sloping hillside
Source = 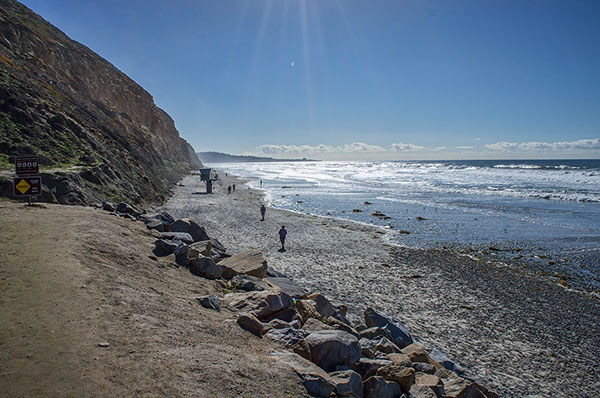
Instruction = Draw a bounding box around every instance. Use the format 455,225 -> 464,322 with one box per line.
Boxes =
0,0 -> 201,205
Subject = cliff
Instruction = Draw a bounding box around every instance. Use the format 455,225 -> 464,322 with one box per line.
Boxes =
0,0 -> 202,205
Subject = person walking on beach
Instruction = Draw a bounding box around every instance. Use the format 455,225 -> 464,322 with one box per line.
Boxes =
279,225 -> 287,251
260,205 -> 266,221
233,184 -> 236,192
227,185 -> 231,194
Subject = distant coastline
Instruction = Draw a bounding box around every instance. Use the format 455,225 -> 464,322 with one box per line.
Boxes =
196,151 -> 319,163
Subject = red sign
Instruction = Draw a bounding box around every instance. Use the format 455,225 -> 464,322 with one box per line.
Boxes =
15,156 -> 39,176
13,176 -> 42,196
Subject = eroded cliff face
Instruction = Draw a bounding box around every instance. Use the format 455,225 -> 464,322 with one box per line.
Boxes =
0,0 -> 202,205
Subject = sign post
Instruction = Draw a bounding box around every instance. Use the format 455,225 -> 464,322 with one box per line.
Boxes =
13,155 -> 41,205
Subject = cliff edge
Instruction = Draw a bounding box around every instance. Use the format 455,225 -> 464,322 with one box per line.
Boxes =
0,0 -> 202,205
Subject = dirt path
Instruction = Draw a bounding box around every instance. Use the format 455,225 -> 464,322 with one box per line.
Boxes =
0,202 -> 307,397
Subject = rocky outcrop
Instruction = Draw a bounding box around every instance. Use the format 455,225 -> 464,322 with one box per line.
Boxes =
0,0 -> 201,205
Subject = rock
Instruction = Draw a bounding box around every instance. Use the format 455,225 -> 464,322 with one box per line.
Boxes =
262,307 -> 301,323
266,276 -> 308,298
360,327 -> 393,341
291,339 -> 312,360
401,344 -> 434,365
356,358 -> 394,379
434,369 -> 497,398
364,308 -> 413,349
40,184 -> 58,204
267,319 -> 293,330
97,342 -> 110,347
190,240 -> 212,257
141,212 -> 174,231
227,290 -> 294,321
302,318 -> 336,332
271,351 -> 335,398
153,239 -> 178,257
146,220 -> 166,232
386,353 -> 412,368
264,327 -> 310,348
375,365 -> 415,393
230,274 -> 268,292
307,293 -> 351,325
412,362 -> 436,374
415,374 -> 444,397
294,299 -> 321,324
360,337 -> 401,358
196,295 -> 220,311
116,202 -> 137,215
174,244 -> 191,267
219,250 -> 268,280
409,385 -> 438,398
324,316 -> 360,338
330,370 -> 364,398
160,232 -> 194,244
429,347 -> 464,374
102,201 -> 115,212
304,330 -> 361,372
306,293 -> 336,318
237,312 -> 265,337
170,218 -> 210,242
209,238 -> 228,256
362,376 -> 403,398
188,256 -> 223,279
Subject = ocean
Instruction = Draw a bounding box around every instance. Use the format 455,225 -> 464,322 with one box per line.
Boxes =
212,159 -> 600,292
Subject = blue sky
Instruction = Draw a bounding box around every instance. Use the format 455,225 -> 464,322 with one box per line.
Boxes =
21,0 -> 600,160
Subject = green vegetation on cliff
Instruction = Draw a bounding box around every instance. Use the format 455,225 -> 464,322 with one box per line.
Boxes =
0,0 -> 202,204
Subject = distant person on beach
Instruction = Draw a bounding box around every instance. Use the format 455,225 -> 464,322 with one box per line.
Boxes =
233,184 -> 236,192
279,225 -> 287,251
260,179 -> 263,187
227,185 -> 231,194
260,205 -> 266,221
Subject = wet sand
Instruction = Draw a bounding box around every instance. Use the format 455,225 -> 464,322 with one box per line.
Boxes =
162,173 -> 600,397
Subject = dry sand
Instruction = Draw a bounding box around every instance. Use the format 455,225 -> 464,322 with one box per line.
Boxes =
0,202 -> 308,398
162,173 -> 600,397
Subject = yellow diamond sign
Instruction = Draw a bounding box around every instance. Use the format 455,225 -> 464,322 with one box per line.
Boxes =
16,179 -> 31,194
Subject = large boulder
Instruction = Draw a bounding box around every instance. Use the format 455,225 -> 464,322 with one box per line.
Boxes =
174,244 -> 192,267
362,376 -> 403,398
415,374 -> 444,398
153,239 -> 179,257
264,327 -> 310,348
266,276 -> 308,299
170,218 -> 210,242
364,308 -> 413,349
304,330 -> 361,372
141,211 -> 175,231
401,344 -> 437,367
271,351 -> 335,398
188,256 -> 223,279
330,370 -> 364,398
160,232 -> 194,245
219,250 -> 268,280
434,369 -> 498,398
237,312 -> 265,337
226,290 -> 294,321
387,353 -> 412,368
375,365 -> 415,393
429,347 -> 464,374
356,358 -> 395,380
196,295 -> 220,311
360,337 -> 401,359
307,293 -> 351,325
230,274 -> 269,292
116,202 -> 137,215
190,240 -> 211,257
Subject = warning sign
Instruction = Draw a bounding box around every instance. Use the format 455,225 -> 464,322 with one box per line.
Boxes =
13,176 -> 42,196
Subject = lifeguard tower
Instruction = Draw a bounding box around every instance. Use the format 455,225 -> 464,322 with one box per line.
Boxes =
199,168 -> 218,193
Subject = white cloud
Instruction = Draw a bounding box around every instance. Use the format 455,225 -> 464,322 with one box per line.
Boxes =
391,142 -> 425,151
455,145 -> 474,150
485,138 -> 600,152
256,141 -> 389,155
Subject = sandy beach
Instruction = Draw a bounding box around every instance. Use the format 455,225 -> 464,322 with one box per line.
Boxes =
162,172 -> 600,397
